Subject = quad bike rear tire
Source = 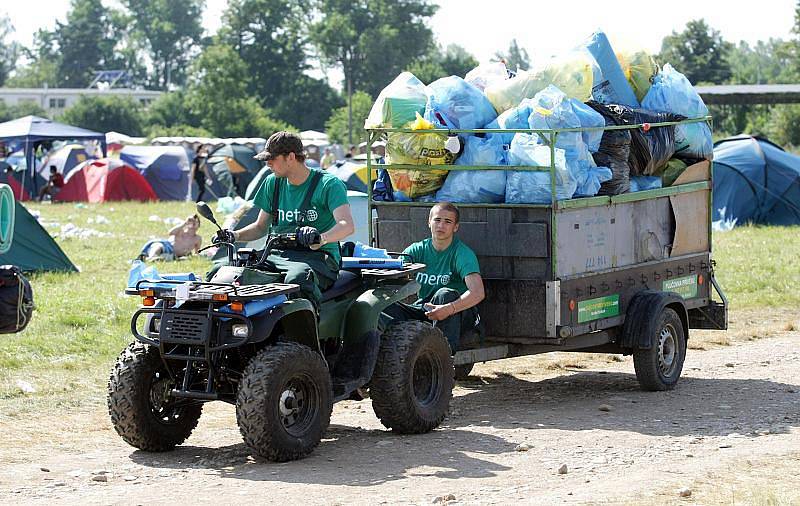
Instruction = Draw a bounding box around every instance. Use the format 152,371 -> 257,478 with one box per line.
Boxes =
107,342 -> 202,451
370,321 -> 454,434
236,342 -> 333,462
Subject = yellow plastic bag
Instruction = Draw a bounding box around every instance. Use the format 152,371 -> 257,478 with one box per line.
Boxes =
485,51 -> 594,113
616,50 -> 659,103
386,113 -> 454,197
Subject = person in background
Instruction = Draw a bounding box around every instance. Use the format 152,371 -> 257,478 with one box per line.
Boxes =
37,165 -> 64,202
139,215 -> 202,261
192,145 -> 208,202
320,147 -> 335,169
383,202 -> 485,353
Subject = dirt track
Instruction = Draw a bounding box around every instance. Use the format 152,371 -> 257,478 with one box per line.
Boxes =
1,333 -> 799,505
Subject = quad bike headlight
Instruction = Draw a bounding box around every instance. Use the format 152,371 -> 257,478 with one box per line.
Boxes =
232,324 -> 250,338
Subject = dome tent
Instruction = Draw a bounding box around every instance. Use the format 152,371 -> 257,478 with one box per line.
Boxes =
55,158 -> 158,203
713,135 -> 800,226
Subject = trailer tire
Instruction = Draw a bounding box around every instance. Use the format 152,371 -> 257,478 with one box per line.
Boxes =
633,308 -> 686,391
371,321 -> 454,434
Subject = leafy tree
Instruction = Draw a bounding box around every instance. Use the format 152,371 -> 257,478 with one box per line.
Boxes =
59,95 -> 144,135
269,74 -> 345,131
221,1 -> 307,103
727,39 -> 794,85
55,0 -> 119,87
145,124 -> 213,139
123,0 -> 204,89
312,0 -> 439,98
0,15 -> 20,86
184,44 -> 292,137
5,29 -> 60,88
145,91 -> 198,131
0,101 -> 48,122
408,43 -> 478,83
658,19 -> 733,84
494,38 -> 529,72
324,90 -> 372,144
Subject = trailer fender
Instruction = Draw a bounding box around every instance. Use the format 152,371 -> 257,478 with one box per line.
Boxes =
621,291 -> 689,350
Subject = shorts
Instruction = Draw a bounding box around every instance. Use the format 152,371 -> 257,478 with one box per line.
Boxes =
140,239 -> 175,261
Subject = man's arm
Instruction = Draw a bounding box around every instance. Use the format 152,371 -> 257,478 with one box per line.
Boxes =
231,209 -> 270,242
319,204 -> 355,246
425,273 -> 485,321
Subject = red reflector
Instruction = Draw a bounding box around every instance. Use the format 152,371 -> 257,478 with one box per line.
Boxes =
139,289 -> 154,297
569,299 -> 576,311
142,296 -> 156,307
212,293 -> 228,302
642,122 -> 651,132
698,274 -> 704,285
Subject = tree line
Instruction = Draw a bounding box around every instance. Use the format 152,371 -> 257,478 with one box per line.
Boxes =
0,0 -> 799,147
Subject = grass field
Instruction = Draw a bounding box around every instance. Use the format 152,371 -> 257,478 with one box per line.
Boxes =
0,200 -> 798,411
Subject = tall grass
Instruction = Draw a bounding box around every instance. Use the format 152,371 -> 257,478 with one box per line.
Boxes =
0,201 -> 798,408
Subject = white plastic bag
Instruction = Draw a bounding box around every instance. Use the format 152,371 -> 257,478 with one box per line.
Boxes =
465,61 -> 509,91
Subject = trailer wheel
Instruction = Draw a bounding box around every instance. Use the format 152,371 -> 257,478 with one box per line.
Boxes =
633,308 -> 686,391
371,321 -> 454,434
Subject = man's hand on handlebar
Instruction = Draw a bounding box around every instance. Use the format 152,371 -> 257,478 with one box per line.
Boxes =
213,229 -> 237,245
296,226 -> 322,249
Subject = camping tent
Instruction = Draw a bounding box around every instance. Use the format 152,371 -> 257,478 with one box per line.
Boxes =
55,158 -> 157,203
0,201 -> 77,272
39,144 -> 93,179
204,144 -> 264,199
120,146 -> 191,201
245,166 -> 272,200
0,116 -> 106,195
0,168 -> 31,201
713,135 -> 800,226
326,159 -> 379,193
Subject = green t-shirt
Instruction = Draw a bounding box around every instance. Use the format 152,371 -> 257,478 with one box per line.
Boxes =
403,237 -> 480,302
252,168 -> 349,262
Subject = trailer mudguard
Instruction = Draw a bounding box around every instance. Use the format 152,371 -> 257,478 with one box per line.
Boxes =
621,290 -> 689,350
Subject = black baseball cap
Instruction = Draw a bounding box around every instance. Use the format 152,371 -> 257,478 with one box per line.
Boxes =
254,131 -> 305,161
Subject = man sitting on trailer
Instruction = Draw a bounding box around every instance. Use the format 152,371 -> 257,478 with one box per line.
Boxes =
384,202 -> 485,352
216,131 -> 355,310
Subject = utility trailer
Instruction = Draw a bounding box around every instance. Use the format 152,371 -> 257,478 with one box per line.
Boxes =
366,119 -> 728,390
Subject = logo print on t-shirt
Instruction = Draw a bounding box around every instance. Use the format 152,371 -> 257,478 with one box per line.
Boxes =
306,209 -> 318,221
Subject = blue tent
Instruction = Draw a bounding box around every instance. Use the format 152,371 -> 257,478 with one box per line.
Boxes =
713,136 -> 800,226
120,146 -> 191,201
0,116 -> 106,195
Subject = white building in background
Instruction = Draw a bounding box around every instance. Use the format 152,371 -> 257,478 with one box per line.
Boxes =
0,87 -> 163,116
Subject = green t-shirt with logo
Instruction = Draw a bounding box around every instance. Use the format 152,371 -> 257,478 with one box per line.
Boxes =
403,237 -> 480,302
252,169 -> 349,262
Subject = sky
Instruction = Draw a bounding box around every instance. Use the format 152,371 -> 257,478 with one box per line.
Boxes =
2,0 -> 796,70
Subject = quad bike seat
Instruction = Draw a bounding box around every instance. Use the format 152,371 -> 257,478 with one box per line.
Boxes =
321,270 -> 362,302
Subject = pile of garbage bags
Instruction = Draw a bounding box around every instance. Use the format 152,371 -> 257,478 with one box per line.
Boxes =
366,30 -> 713,203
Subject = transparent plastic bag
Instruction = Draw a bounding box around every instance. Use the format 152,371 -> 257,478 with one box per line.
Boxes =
642,64 -> 712,159
506,137 -> 574,203
386,113 -> 453,198
616,50 -> 659,102
630,176 -> 662,192
465,61 -> 509,91
365,72 -> 428,128
484,51 -> 594,114
485,99 -> 535,145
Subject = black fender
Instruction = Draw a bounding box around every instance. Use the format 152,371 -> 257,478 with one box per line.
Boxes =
621,290 -> 689,350
248,299 -> 320,354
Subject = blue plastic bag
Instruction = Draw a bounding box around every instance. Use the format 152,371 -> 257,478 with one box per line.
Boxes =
642,64 -> 713,159
506,136 -> 575,203
485,99 -> 535,145
630,176 -> 662,192
436,135 -> 507,203
424,76 -> 498,136
584,31 -> 640,107
127,260 -> 197,290
524,85 -> 610,198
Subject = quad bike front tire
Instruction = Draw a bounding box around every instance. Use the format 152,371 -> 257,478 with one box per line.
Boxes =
370,321 -> 454,434
107,342 -> 203,451
236,342 -> 333,462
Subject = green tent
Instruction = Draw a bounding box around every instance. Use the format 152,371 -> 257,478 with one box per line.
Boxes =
206,144 -> 264,199
245,166 -> 271,200
0,201 -> 78,272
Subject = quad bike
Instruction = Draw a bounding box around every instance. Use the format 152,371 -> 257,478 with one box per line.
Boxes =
107,202 -> 454,462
